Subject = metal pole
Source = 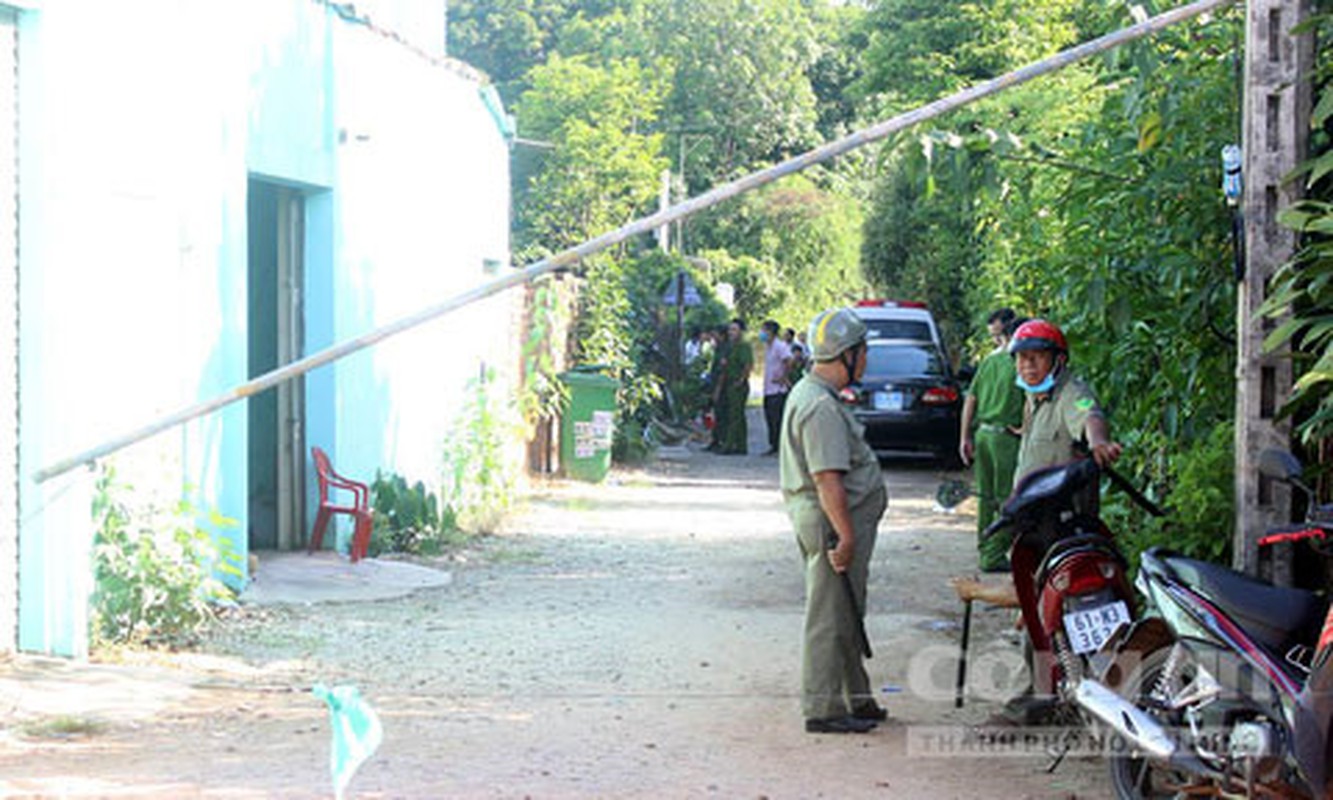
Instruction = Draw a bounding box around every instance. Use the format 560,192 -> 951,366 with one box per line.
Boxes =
954,598 -> 972,708
33,0 -> 1236,483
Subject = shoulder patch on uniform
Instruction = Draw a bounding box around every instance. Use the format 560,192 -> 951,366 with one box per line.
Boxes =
1074,397 -> 1096,412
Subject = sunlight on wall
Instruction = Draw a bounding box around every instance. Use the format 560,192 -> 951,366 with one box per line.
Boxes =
19,0 -> 511,654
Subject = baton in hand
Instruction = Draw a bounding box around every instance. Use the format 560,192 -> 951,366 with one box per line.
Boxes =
828,531 -> 873,659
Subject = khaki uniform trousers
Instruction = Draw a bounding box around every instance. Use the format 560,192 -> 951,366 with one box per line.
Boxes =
789,485 -> 887,720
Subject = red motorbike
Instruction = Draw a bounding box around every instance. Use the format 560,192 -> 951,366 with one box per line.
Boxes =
981,457 -> 1163,720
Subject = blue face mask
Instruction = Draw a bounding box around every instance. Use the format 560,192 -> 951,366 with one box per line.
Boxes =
1016,371 -> 1056,394
758,331 -> 771,343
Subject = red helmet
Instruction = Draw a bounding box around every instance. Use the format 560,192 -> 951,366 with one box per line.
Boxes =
1008,319 -> 1067,355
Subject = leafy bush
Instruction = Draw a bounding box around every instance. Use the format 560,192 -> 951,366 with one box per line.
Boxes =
1262,12 -> 1333,448
368,472 -> 457,557
1108,422 -> 1235,568
91,466 -> 240,648
442,369 -> 525,533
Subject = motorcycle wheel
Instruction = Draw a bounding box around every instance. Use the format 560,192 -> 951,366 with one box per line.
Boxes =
1107,645 -> 1195,800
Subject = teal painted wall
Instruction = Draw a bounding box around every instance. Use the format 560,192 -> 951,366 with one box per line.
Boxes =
16,1 -> 511,656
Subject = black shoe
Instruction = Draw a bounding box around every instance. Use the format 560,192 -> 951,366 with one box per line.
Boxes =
852,703 -> 889,722
762,447 -> 778,456
805,715 -> 877,734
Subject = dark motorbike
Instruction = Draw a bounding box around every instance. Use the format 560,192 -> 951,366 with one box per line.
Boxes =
981,458 -> 1148,718
1075,449 -> 1333,798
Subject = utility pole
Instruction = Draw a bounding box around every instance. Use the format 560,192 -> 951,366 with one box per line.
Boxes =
1234,0 -> 1312,580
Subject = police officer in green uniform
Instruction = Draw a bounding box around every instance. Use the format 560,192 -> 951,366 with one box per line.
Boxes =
718,319 -> 754,455
958,309 -> 1026,571
780,307 -> 889,734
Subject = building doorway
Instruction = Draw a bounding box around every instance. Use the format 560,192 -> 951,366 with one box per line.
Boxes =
247,179 -> 306,551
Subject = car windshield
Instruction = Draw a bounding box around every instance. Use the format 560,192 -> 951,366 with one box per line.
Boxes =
865,343 -> 945,376
865,320 -> 933,341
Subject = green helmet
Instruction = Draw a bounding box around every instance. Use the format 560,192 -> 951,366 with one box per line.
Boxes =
808,307 -> 868,362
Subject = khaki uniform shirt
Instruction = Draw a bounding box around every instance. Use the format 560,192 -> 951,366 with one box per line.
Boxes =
1014,372 -> 1104,482
780,372 -> 883,511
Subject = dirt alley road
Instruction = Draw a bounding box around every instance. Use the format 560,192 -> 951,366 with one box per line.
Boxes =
0,409 -> 1112,799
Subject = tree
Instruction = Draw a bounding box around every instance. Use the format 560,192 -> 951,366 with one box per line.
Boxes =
694,173 -> 866,329
447,0 -> 574,98
515,55 -> 668,254
647,0 -> 821,190
853,0 -> 1082,114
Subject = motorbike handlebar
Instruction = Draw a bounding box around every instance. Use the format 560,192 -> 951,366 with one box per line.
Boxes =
1102,464 -> 1167,518
1258,527 -> 1329,547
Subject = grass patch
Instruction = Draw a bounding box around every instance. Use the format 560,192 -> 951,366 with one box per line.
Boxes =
486,544 -> 547,565
20,715 -> 105,739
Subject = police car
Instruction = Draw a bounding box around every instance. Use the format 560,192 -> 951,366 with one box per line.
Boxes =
850,300 -> 961,464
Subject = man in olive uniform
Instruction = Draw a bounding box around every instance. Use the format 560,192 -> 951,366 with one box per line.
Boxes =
706,325 -> 731,452
958,309 -> 1026,571
717,318 -> 753,455
990,318 -> 1122,724
780,307 -> 889,734
1010,319 -> 1122,500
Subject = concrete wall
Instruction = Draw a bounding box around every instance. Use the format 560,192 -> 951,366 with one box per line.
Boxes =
15,0 -> 512,656
0,7 -> 17,654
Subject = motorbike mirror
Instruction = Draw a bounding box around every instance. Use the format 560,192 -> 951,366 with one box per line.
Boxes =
1258,449 -> 1303,483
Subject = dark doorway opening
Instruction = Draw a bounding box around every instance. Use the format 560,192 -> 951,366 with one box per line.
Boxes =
247,179 -> 306,551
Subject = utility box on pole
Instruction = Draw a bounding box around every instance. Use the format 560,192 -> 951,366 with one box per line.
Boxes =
1235,0 -> 1313,580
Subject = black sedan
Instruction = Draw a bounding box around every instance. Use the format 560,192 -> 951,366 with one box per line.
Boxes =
847,340 -> 962,464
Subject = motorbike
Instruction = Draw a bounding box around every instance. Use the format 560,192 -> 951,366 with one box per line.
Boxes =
980,457 -> 1156,722
1075,448 -> 1333,799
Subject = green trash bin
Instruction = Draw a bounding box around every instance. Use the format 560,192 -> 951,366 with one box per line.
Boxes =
558,366 -> 619,482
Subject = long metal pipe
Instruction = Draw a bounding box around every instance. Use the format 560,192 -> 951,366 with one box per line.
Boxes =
33,0 -> 1237,483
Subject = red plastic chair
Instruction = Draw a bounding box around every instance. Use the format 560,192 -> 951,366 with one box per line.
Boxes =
309,446 -> 373,562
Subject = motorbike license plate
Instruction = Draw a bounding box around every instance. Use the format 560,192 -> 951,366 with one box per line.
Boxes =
1062,601 -> 1130,655
873,391 -> 904,411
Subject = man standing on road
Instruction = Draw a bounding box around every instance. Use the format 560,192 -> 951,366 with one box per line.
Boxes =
780,307 -> 889,734
760,319 -> 793,456
958,309 -> 1026,571
716,319 -> 753,455
706,325 -> 731,452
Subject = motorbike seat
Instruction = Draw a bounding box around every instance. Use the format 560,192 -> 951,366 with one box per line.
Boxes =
1158,552 -> 1326,654
1035,533 -> 1125,591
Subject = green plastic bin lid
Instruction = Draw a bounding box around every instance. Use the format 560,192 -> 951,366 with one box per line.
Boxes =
558,365 -> 618,389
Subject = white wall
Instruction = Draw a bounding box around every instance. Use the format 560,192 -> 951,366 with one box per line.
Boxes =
17,0 -> 512,656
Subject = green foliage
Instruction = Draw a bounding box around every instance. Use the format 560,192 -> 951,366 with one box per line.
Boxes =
516,55 -> 668,255
1266,203 -> 1333,444
648,0 -> 820,188
571,254 -> 663,462
1112,422 -> 1235,568
854,0 -> 1082,112
694,173 -> 868,330
519,279 -> 572,432
862,142 -> 980,357
620,251 -> 730,426
856,2 -> 1244,563
1262,11 -> 1333,446
442,369 -> 526,533
91,466 -> 240,649
368,472 -> 457,557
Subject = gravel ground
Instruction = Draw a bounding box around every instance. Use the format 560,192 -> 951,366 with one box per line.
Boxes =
0,409 -> 1113,799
